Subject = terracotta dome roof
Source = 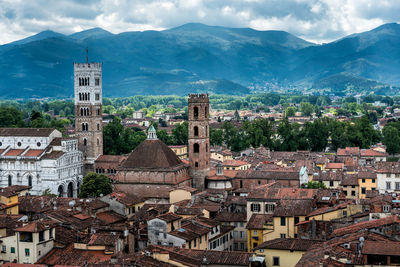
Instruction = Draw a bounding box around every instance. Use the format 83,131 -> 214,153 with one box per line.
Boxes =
121,139 -> 184,169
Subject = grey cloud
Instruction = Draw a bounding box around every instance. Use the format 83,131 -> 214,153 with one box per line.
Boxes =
0,0 -> 399,44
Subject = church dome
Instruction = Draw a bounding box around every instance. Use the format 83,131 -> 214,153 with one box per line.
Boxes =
120,125 -> 184,170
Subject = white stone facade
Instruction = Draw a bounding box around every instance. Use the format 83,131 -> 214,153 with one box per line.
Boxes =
0,129 -> 83,197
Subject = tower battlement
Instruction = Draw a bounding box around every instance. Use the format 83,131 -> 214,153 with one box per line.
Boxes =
74,62 -> 102,70
188,93 -> 209,103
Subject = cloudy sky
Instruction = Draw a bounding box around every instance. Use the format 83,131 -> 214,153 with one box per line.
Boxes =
0,0 -> 399,45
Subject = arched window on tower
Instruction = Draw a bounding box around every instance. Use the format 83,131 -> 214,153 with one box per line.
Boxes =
193,143 -> 199,153
80,108 -> 83,116
194,126 -> 199,137
88,93 -> 90,101
97,138 -> 100,146
195,162 -> 199,167
82,123 -> 85,131
194,106 -> 199,118
79,93 -> 81,101
205,106 -> 208,118
83,138 -> 87,146
79,78 -> 81,86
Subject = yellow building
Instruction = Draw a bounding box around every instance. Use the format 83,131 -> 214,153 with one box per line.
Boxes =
358,171 -> 377,199
246,214 -> 273,251
169,186 -> 197,204
307,202 -> 363,221
253,238 -> 323,267
0,189 -> 19,215
262,200 -> 312,241
341,174 -> 359,199
222,160 -> 251,171
169,145 -> 188,160
210,149 -> 233,162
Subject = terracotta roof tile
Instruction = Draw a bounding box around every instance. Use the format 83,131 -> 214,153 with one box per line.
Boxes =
362,240 -> 400,256
0,128 -> 56,137
246,214 -> 273,229
255,238 -> 322,251
24,149 -> 44,157
4,149 -> 25,156
121,139 -> 183,169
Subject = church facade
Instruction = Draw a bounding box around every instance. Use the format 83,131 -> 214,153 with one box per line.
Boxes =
0,128 -> 83,197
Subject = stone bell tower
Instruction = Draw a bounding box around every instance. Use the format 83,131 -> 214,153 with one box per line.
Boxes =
188,94 -> 210,190
74,61 -> 103,173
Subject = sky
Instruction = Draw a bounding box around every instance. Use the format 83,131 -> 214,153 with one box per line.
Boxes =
0,0 -> 399,45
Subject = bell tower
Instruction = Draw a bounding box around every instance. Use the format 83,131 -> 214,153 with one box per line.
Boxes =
188,94 -> 210,190
74,61 -> 103,172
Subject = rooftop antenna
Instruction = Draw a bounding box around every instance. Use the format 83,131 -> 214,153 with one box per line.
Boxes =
86,46 -> 89,64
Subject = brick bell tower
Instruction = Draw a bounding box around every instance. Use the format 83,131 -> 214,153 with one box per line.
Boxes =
74,60 -> 103,173
188,94 -> 210,190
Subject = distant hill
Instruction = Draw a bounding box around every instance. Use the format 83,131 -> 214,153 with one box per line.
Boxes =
0,22 -> 400,98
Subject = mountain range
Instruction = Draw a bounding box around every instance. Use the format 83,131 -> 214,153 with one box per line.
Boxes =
1,22 -> 400,98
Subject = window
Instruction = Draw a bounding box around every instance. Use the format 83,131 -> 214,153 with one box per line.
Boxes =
362,179 -> 365,183
240,180 -> 243,188
253,230 -> 257,235
28,175 -> 32,187
234,231 -> 238,238
294,217 -> 300,224
280,234 -> 286,238
372,179 -> 375,183
17,142 -> 21,147
387,182 -> 391,190
83,138 -> 87,146
383,205 -> 390,212
1,245 -> 5,252
240,242 -> 245,250
266,204 -> 275,213
8,175 -> 12,186
97,123 -> 100,131
240,231 -> 245,238
194,126 -> 199,136
37,142 -> 41,147
11,247 -> 15,253
25,248 -> 30,256
49,229 -> 53,239
195,162 -> 198,168
193,143 -> 199,153
329,181 -> 334,187
205,106 -> 208,118
273,256 -> 280,266
352,185 -> 355,188
361,187 -> 366,194
280,217 -> 286,226
95,78 -> 100,86
250,203 -> 261,212
193,106 -> 199,118
343,210 -> 347,217
351,191 -> 356,196
39,231 -> 44,242
396,182 -> 400,190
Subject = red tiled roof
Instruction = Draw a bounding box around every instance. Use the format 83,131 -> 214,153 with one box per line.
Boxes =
247,186 -> 318,200
325,163 -> 344,169
107,191 -> 144,205
95,211 -> 125,224
254,238 -> 322,251
337,147 -> 360,156
246,214 -> 273,229
156,212 -> 182,223
360,149 -> 387,157
332,215 -> 400,237
4,149 -> 24,156
362,240 -> 400,256
15,219 -> 57,233
24,149 -> 44,157
222,159 -> 248,166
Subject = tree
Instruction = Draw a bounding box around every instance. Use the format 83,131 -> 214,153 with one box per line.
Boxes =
171,122 -> 188,145
234,110 -> 240,121
42,188 -> 57,197
302,181 -> 326,189
0,107 -> 25,127
285,106 -> 296,117
300,102 -> 314,117
383,126 -> 400,155
79,172 -> 113,198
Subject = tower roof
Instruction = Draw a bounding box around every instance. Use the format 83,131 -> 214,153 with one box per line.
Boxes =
121,139 -> 184,170
147,125 -> 157,140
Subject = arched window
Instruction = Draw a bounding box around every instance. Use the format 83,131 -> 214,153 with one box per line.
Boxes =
88,93 -> 90,101
87,78 -> 90,86
79,78 -> 81,86
193,106 -> 199,118
206,126 -> 208,136
97,123 -> 100,131
193,143 -> 199,153
28,175 -> 32,187
194,126 -> 199,137
83,138 -> 87,146
79,93 -> 81,101
85,93 -> 88,101
8,175 -> 12,186
205,106 -> 208,118
97,138 -> 100,146
206,143 -> 208,152
80,108 -> 83,116
195,162 -> 199,167
82,123 -> 85,131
